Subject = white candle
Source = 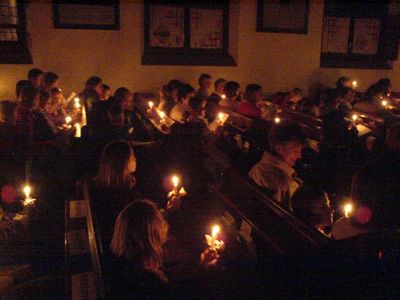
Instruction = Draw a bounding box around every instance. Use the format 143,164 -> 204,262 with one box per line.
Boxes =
65,116 -> 72,124
352,81 -> 358,89
74,123 -> 81,138
274,117 -> 281,124
23,185 -> 31,200
74,97 -> 81,109
381,100 -> 388,107
205,225 -> 224,251
172,175 -> 179,194
221,94 -> 226,99
352,114 -> 358,126
148,101 -> 154,109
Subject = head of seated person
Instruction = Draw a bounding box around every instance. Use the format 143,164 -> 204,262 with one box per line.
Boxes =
320,88 -> 341,116
336,76 -> 351,89
237,84 -> 263,119
292,185 -> 333,234
289,88 -> 303,104
95,140 -> 136,189
113,87 -> 133,111
84,76 -> 103,97
365,84 -> 384,102
110,199 -> 169,281
198,73 -> 212,96
0,100 -> 17,125
178,84 -> 195,107
338,87 -> 356,109
27,68 -> 43,89
223,81 -> 240,100
214,78 -> 226,96
39,91 -> 52,113
165,79 -> 182,101
50,87 -> 64,111
20,86 -> 40,111
269,122 -> 307,167
376,78 -> 391,95
107,104 -> 125,130
188,96 -> 206,120
244,84 -> 263,104
42,71 -> 59,92
101,84 -> 111,101
16,80 -> 32,103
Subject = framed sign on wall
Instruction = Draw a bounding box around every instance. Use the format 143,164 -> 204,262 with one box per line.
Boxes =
53,1 -> 120,30
257,0 -> 309,34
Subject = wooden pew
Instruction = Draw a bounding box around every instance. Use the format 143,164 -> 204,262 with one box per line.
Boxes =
65,183 -> 105,300
212,168 -> 330,258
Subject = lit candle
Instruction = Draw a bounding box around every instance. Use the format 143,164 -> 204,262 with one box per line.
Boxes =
158,110 -> 166,125
274,117 -> 281,124
205,225 -> 224,251
23,184 -> 36,206
148,101 -> 154,110
352,114 -> 358,126
221,94 -> 226,99
167,175 -> 187,209
65,116 -> 72,124
343,202 -> 353,218
74,97 -> 81,109
172,175 -> 179,195
352,80 -> 358,89
74,123 -> 81,138
217,112 -> 228,125
381,100 -> 388,107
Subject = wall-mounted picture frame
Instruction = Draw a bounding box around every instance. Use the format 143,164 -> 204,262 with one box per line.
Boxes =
53,1 -> 120,30
257,0 -> 309,34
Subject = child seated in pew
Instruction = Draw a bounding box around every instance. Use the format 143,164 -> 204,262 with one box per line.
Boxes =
237,84 -> 263,120
100,83 -> 111,101
159,79 -> 182,115
336,76 -> 352,89
41,72 -> 59,93
291,186 -> 334,236
249,123 -> 306,210
206,78 -> 226,122
106,199 -> 219,299
271,88 -> 304,111
186,96 -> 230,178
27,68 -> 43,90
80,76 -> 103,113
49,87 -> 67,126
169,84 -> 195,123
196,73 -> 212,99
338,87 -> 356,112
15,80 -> 31,104
219,81 -> 240,112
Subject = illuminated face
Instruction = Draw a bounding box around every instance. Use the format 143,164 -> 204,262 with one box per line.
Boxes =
52,92 -> 63,106
44,99 -> 52,112
216,81 -> 226,94
182,92 -> 195,106
201,78 -> 212,91
275,141 -> 303,167
122,92 -> 133,110
94,83 -> 103,96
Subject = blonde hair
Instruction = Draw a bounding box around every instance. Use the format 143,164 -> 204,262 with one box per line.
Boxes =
95,140 -> 135,189
110,200 -> 168,273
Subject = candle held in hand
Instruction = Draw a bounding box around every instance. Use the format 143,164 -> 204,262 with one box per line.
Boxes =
221,94 -> 226,99
217,112 -> 228,125
274,117 -> 281,124
381,100 -> 388,107
344,203 -> 353,218
148,101 -> 154,109
205,225 -> 224,251
23,185 -> 31,199
352,81 -> 358,89
65,116 -> 72,124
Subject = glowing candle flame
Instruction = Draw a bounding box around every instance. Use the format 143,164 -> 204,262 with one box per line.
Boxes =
221,94 -> 226,99
148,101 -> 154,109
274,117 -> 281,124
381,100 -> 388,107
158,111 -> 166,119
23,185 -> 31,199
172,175 -> 179,188
74,97 -> 80,104
344,203 -> 353,218
65,116 -> 72,124
352,114 -> 358,122
212,225 -> 220,239
352,81 -> 357,88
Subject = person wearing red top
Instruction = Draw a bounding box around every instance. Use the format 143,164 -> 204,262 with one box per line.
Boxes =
237,84 -> 263,119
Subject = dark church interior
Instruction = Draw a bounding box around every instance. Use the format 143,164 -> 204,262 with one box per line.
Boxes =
0,0 -> 400,299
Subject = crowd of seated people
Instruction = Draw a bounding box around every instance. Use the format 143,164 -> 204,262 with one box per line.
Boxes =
1,69 -> 400,298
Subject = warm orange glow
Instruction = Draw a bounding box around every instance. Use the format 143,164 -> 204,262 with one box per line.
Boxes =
221,94 -> 226,99
352,80 -> 357,88
23,185 -> 31,199
352,114 -> 358,122
172,175 -> 179,188
344,203 -> 353,218
211,225 -> 220,239
158,110 -> 166,119
148,101 -> 154,109
274,117 -> 281,124
65,116 -> 72,124
381,100 -> 388,107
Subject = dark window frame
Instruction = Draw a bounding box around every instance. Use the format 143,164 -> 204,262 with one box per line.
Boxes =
320,0 -> 395,69
142,0 -> 236,66
0,0 -> 32,64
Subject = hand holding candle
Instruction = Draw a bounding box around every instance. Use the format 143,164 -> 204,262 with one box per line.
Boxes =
23,184 -> 36,206
65,116 -> 72,124
166,175 -> 187,211
352,114 -> 358,126
343,202 -> 353,218
274,117 -> 281,124
205,225 -> 224,251
74,97 -> 81,109
352,80 -> 358,89
217,112 -> 228,126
